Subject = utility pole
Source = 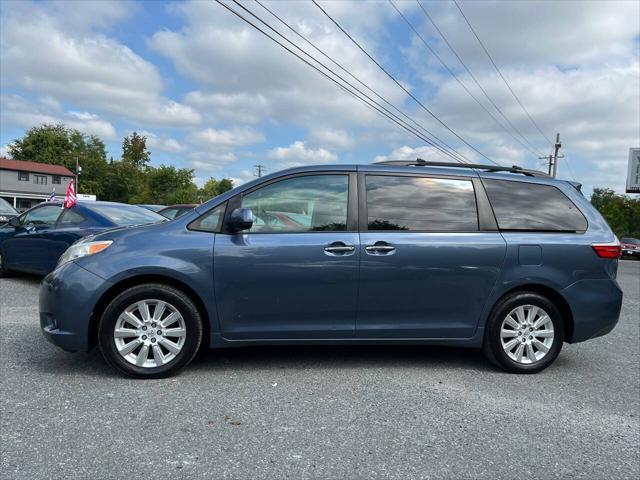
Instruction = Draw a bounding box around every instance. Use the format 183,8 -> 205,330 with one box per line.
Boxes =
552,132 -> 562,179
538,132 -> 563,178
254,164 -> 266,177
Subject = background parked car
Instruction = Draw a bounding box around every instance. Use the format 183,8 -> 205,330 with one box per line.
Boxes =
0,201 -> 166,276
137,204 -> 166,212
0,197 -> 19,224
158,204 -> 197,220
620,237 -> 640,259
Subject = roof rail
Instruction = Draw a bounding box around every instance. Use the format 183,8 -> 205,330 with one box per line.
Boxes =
373,159 -> 550,178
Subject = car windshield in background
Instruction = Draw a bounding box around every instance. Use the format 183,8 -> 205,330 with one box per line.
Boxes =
621,238 -> 640,244
89,204 -> 166,226
0,197 -> 18,215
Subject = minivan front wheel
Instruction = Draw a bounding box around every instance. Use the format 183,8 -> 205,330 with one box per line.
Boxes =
98,284 -> 203,378
483,292 -> 564,373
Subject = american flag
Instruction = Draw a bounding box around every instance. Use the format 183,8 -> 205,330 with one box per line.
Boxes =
63,180 -> 76,209
48,189 -> 56,202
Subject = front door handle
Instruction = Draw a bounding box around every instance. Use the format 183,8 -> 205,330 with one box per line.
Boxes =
365,242 -> 396,254
324,242 -> 355,254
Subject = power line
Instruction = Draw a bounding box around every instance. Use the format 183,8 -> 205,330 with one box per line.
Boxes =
453,0 -> 553,146
389,0 -> 541,158
312,0 -> 498,165
253,0 -> 470,164
415,0 -> 545,157
214,0 -> 465,163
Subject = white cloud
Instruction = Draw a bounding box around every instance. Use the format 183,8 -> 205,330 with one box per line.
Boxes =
1,94 -> 117,140
1,5 -> 200,127
186,127 -> 265,147
139,131 -> 184,153
308,128 -> 354,150
267,141 -> 338,166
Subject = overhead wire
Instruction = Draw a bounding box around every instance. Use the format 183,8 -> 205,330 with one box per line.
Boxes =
312,0 -> 498,165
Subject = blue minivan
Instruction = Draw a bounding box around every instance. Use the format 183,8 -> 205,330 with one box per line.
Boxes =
39,161 -> 623,377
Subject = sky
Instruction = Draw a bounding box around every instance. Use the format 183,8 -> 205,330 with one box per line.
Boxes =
1,0 -> 639,195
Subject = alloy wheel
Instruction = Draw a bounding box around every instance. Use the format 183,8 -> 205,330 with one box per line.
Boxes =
500,304 -> 555,364
113,299 -> 187,368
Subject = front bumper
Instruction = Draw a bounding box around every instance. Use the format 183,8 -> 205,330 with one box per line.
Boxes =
561,278 -> 623,343
39,262 -> 111,352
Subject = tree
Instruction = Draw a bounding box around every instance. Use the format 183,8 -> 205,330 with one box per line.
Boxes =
122,132 -> 150,170
8,123 -> 108,197
147,165 -> 198,205
591,188 -> 640,239
198,177 -> 234,202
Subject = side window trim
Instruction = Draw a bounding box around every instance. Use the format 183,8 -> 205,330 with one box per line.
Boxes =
359,171 -> 481,233
221,171 -> 356,234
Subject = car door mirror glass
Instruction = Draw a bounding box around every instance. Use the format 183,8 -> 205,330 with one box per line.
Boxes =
227,208 -> 254,233
8,217 -> 20,227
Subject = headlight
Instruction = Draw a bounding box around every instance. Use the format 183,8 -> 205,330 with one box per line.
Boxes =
57,240 -> 113,267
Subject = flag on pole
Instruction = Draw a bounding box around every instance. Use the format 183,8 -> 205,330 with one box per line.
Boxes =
48,189 -> 56,202
63,180 -> 76,209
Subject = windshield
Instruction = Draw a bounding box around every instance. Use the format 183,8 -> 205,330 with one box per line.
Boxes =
89,203 -> 166,226
0,198 -> 18,215
620,238 -> 640,245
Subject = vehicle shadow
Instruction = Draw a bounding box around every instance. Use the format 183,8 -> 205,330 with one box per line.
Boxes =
190,344 -> 498,374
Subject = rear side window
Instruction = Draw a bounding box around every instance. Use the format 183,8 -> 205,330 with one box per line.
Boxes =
483,179 -> 587,232
366,175 -> 478,231
57,209 -> 86,225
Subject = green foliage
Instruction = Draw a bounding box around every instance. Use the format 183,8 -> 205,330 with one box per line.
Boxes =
121,132 -> 150,170
8,123 -> 235,206
8,124 -> 109,197
591,188 -> 640,239
198,177 -> 234,202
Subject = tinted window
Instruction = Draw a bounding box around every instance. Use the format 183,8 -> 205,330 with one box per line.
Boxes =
57,209 -> 86,225
483,179 -> 587,232
0,198 -> 17,215
89,204 -> 166,226
240,175 -> 348,233
23,205 -> 62,226
366,175 -> 478,231
160,208 -> 180,219
190,204 -> 225,232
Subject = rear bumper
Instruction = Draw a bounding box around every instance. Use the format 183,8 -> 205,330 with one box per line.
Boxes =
39,262 -> 111,352
562,278 -> 623,343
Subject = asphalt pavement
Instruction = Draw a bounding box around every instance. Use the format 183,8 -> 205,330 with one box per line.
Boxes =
1,261 -> 638,479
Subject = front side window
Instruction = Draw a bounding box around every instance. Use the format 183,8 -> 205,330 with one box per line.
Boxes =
366,175 -> 478,231
18,172 -> 29,181
240,175 -> 349,233
483,179 -> 587,232
22,206 -> 62,226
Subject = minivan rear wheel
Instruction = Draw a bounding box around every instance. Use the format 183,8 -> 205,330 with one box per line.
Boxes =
98,284 -> 203,378
483,292 -> 564,374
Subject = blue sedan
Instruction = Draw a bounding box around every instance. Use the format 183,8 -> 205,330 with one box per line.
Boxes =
0,201 -> 165,276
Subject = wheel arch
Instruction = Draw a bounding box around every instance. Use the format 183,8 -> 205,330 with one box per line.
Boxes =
489,283 -> 575,343
88,274 -> 211,350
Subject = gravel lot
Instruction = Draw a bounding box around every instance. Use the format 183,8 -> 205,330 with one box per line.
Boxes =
1,261 -> 638,479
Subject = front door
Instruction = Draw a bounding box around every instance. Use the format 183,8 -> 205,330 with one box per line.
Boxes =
357,173 -> 506,339
214,172 -> 359,339
3,204 -> 62,273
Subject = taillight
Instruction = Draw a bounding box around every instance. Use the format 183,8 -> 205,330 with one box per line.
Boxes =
592,244 -> 621,259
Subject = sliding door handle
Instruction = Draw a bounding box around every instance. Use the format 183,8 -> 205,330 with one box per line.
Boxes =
325,244 -> 355,253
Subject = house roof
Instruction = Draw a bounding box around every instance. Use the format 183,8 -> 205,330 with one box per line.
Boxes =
0,157 -> 75,176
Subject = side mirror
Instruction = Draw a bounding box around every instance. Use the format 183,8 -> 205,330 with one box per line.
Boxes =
227,208 -> 254,233
8,217 -> 20,227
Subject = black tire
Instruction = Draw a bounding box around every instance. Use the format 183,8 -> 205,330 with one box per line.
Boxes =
483,292 -> 564,374
98,283 -> 203,378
